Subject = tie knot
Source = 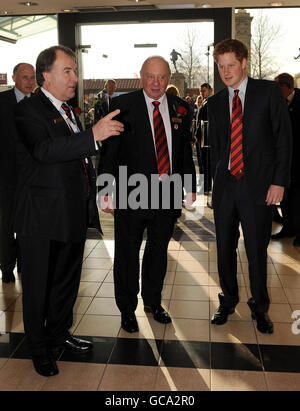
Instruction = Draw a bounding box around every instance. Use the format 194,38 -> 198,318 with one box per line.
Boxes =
234,89 -> 239,96
61,102 -> 70,112
152,101 -> 160,109
61,103 -> 72,120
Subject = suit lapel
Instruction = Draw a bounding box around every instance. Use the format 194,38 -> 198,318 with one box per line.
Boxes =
37,89 -> 73,135
135,90 -> 158,165
166,93 -> 179,168
218,88 -> 231,142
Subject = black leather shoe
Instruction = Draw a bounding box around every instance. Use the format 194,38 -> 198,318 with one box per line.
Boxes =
2,271 -> 15,283
251,312 -> 273,334
293,237 -> 300,247
144,305 -> 172,324
211,305 -> 235,325
63,336 -> 93,354
32,354 -> 59,377
271,230 -> 294,240
121,312 -> 139,333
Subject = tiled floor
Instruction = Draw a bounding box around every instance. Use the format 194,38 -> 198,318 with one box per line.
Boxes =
0,199 -> 300,391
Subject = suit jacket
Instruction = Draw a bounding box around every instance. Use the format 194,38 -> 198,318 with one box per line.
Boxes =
288,87 -> 300,187
14,89 -> 101,242
0,88 -> 19,190
208,77 -> 293,208
98,89 -> 196,217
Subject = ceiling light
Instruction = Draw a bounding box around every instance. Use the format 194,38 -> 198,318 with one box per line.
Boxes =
269,2 -> 282,6
201,3 -> 212,7
19,2 -> 38,6
157,4 -> 196,9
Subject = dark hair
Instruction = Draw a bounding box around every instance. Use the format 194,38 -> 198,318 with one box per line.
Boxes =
200,83 -> 212,90
36,45 -> 75,86
213,38 -> 248,63
275,73 -> 294,89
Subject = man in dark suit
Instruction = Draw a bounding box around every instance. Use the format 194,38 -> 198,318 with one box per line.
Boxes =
14,45 -> 123,377
208,39 -> 292,334
94,79 -> 117,123
98,56 -> 196,333
272,73 -> 300,246
195,83 -> 213,193
0,63 -> 35,284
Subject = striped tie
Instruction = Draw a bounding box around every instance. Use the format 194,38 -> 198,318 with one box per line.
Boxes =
61,103 -> 90,188
152,101 -> 170,176
230,89 -> 244,179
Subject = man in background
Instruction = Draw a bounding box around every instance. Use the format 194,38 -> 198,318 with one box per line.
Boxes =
195,83 -> 213,193
0,63 -> 35,283
272,72 -> 300,247
94,79 -> 117,123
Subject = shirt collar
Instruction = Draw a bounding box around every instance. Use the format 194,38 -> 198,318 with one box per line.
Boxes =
14,87 -> 30,102
143,90 -> 167,106
228,76 -> 248,97
41,87 -> 66,111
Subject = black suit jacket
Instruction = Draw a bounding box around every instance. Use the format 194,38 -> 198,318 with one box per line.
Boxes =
98,89 -> 196,216
208,78 -> 293,208
0,88 -> 19,190
14,89 -> 101,242
288,87 -> 300,187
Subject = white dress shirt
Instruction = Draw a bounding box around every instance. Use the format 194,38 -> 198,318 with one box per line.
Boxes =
14,87 -> 31,103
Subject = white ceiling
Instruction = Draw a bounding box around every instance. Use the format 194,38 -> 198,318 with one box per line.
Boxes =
0,0 -> 300,16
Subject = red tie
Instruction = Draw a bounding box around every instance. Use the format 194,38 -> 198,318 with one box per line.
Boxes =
152,101 -> 170,176
61,103 -> 90,188
230,89 -> 244,179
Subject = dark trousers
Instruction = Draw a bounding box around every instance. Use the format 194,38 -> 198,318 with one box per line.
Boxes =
0,189 -> 18,273
113,210 -> 176,313
18,235 -> 85,356
280,186 -> 300,237
213,175 -> 272,313
200,146 -> 212,193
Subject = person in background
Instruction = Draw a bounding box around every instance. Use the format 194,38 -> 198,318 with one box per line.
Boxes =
272,72 -> 300,246
0,62 -> 35,283
195,83 -> 213,193
94,79 -> 117,123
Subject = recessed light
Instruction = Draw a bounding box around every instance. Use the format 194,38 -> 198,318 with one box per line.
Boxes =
269,2 -> 282,6
201,3 -> 212,7
19,2 -> 39,6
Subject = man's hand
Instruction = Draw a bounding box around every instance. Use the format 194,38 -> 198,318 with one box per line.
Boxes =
265,185 -> 284,206
184,192 -> 197,207
100,195 -> 114,214
92,109 -> 124,142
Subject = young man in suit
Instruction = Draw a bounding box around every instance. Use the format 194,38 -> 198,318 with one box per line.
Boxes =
272,72 -> 300,246
0,63 -> 35,284
14,45 -> 123,376
99,56 -> 196,333
208,39 -> 292,334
